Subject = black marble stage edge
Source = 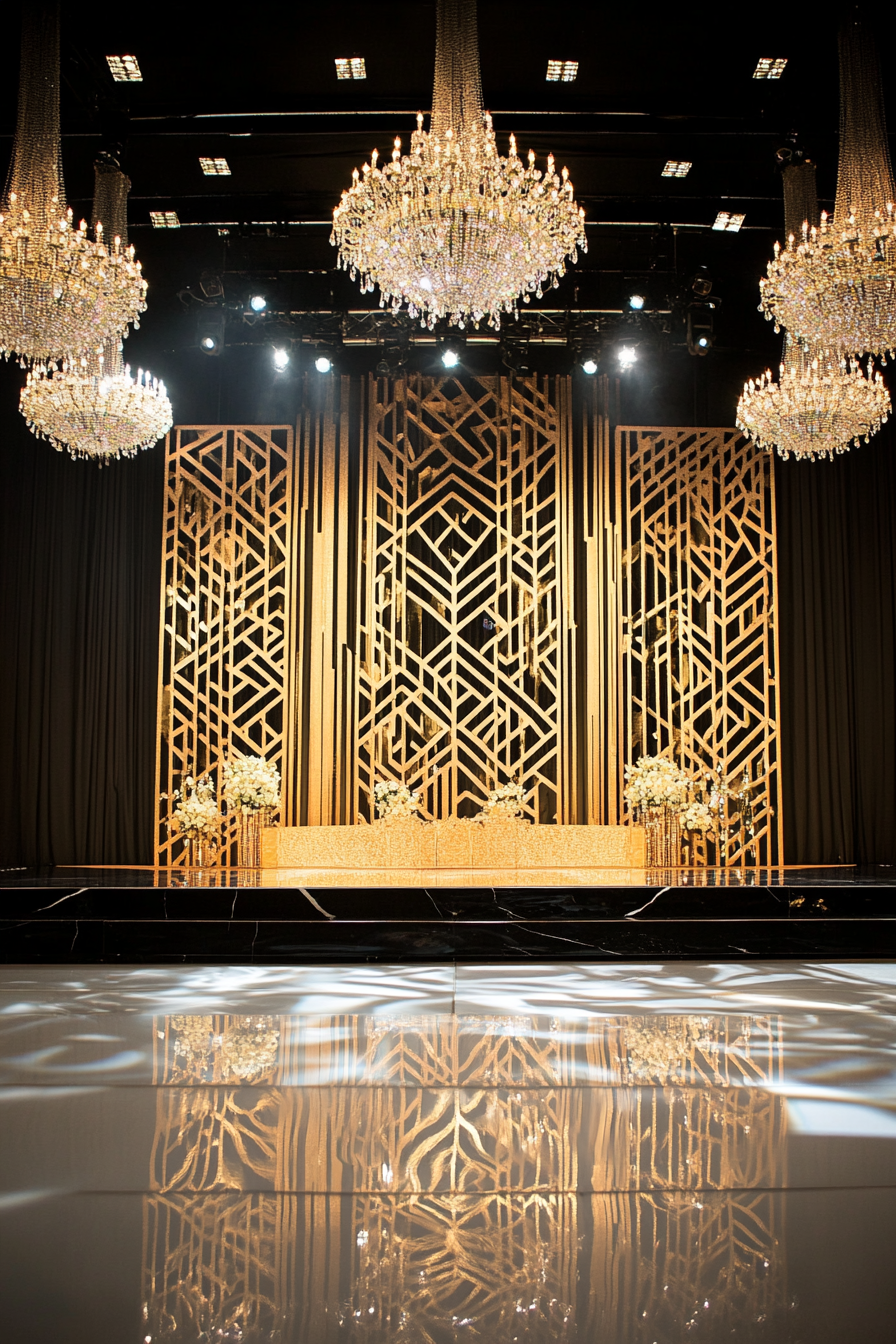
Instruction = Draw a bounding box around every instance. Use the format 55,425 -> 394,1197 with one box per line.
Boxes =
2,867 -> 895,962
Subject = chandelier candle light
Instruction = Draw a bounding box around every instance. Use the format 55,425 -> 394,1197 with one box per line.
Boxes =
20,161 -> 172,462
759,14 -> 896,359
740,160 -> 890,459
0,3 -> 147,365
331,0 -> 586,329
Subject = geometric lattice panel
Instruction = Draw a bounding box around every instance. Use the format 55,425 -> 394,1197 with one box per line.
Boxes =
617,427 -> 782,864
155,426 -> 294,865
356,375 -> 576,823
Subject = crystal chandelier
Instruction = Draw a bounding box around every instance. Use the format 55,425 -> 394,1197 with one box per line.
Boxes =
20,161 -> 172,463
740,161 -> 891,459
0,2 -> 146,365
331,0 -> 586,329
759,15 -> 896,358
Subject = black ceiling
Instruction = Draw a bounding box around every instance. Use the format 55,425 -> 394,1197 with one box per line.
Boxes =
2,0 -> 895,417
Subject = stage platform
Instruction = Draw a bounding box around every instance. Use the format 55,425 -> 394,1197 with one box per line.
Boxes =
2,863 -> 894,962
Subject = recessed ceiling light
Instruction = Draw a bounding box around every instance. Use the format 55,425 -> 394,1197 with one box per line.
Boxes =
199,156 -> 231,176
712,211 -> 745,232
662,160 -> 692,178
150,211 -> 180,229
752,57 -> 787,80
546,59 -> 578,82
106,55 -> 142,82
335,57 -> 366,80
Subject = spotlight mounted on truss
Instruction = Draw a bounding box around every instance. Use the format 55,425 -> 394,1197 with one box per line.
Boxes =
197,312 -> 226,355
500,332 -> 531,374
436,328 -> 465,370
375,328 -> 410,377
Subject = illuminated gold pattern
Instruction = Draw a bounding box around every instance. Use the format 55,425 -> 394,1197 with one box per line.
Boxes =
613,428 -> 782,864
143,1013 -> 786,1341
356,374 -> 576,824
155,427 -> 295,865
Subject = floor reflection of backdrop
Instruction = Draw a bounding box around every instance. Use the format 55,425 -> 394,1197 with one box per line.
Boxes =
143,1012 -> 787,1341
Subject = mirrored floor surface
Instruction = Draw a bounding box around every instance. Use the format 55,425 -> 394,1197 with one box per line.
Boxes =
1,961 -> 894,1343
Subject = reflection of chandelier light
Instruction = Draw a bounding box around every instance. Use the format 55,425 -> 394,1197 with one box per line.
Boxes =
331,0 -> 585,329
20,162 -> 171,462
759,17 -> 896,357
0,3 -> 146,366
737,337 -> 890,460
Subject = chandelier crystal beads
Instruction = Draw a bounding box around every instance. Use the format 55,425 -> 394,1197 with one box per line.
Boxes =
0,3 -> 146,365
331,0 -> 585,328
759,16 -> 896,358
20,162 -> 172,463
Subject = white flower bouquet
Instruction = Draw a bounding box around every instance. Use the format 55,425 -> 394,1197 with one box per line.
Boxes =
221,754 -> 281,814
374,780 -> 421,819
481,781 -> 529,820
679,799 -> 715,833
168,775 -> 219,837
623,756 -> 690,812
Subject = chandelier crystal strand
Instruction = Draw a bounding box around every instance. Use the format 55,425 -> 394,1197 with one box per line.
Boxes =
0,2 -> 146,365
330,0 -> 586,329
20,161 -> 172,463
738,162 -> 891,460
759,12 -> 896,358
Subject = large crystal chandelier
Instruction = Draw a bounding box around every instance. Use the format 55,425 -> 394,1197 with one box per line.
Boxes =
0,2 -> 146,365
739,161 -> 891,459
20,160 -> 172,463
331,0 -> 586,329
759,14 -> 896,358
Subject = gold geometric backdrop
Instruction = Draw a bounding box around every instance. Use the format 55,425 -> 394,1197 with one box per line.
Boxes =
155,386 -> 782,861
355,375 -> 576,823
155,426 -> 295,864
614,427 -> 782,864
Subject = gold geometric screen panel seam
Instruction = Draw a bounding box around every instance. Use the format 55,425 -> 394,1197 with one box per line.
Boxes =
355,374 -> 576,824
616,427 -> 783,864
155,425 -> 295,865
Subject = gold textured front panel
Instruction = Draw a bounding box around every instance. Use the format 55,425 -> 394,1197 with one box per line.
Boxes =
356,375 -> 575,824
155,426 -> 294,865
616,427 -> 782,863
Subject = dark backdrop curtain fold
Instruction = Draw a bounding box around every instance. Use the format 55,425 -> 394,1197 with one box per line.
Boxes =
0,366 -> 893,867
775,421 -> 896,864
0,385 -> 163,866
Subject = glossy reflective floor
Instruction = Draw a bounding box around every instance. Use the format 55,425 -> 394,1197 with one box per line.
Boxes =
1,961 -> 895,1342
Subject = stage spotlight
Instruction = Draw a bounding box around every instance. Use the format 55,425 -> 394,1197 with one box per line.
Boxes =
501,335 -> 530,374
315,354 -> 333,373
618,345 -> 638,370
581,356 -> 598,375
691,266 -> 713,298
272,346 -> 289,371
249,294 -> 267,313
199,270 -> 225,300
435,329 -> 465,370
687,303 -> 715,356
197,312 -> 225,356
441,347 -> 460,369
628,294 -> 646,311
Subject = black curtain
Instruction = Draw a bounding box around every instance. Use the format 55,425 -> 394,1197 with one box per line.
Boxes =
0,377 -> 164,867
1,365 -> 894,867
775,420 -> 896,864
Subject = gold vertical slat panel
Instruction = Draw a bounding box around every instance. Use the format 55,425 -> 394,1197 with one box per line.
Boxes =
155,425 -> 295,864
355,373 -> 575,824
615,427 -> 783,863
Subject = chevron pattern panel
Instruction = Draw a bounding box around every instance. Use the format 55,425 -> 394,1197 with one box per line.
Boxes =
616,427 -> 782,864
355,375 -> 576,824
155,426 -> 294,865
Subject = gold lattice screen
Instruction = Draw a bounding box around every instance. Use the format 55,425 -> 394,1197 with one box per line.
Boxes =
355,374 -> 576,823
614,427 -> 782,863
155,395 -> 782,858
155,426 -> 295,865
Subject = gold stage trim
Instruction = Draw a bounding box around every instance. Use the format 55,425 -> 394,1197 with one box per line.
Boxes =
261,819 -> 645,871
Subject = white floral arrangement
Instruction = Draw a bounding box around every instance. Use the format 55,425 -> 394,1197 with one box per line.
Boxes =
623,755 -> 690,812
374,780 -> 421,819
221,754 -> 280,814
679,799 -> 715,833
481,781 -> 529,820
167,775 -> 219,837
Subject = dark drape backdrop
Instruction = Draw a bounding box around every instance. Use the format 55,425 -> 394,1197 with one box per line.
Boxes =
774,418 -> 896,865
0,368 -> 894,867
0,386 -> 164,866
